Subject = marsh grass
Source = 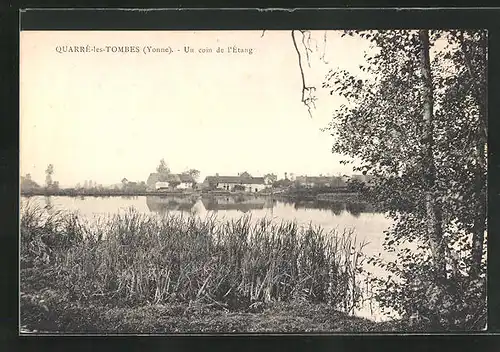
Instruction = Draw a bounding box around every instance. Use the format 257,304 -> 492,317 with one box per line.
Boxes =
20,201 -> 367,319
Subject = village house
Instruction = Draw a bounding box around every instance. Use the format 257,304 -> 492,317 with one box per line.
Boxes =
177,174 -> 196,189
146,172 -> 196,191
146,173 -> 161,190
203,172 -> 267,193
294,176 -> 347,188
155,182 -> 170,190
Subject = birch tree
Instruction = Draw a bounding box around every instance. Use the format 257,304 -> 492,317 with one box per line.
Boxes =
419,29 -> 446,281
285,29 -> 487,328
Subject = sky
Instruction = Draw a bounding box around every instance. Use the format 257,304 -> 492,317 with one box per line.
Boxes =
20,30 -> 372,187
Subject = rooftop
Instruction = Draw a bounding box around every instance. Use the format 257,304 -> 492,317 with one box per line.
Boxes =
204,175 -> 266,185
147,172 -> 195,184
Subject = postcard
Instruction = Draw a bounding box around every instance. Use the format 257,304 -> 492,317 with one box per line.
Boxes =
19,25 -> 487,334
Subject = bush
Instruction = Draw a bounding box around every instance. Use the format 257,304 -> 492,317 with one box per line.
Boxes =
364,223 -> 487,331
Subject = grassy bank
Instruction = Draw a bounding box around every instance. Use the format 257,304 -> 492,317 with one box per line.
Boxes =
21,281 -> 398,333
20,201 -> 382,333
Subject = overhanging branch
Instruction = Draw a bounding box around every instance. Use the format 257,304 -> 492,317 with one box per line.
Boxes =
291,30 -> 317,117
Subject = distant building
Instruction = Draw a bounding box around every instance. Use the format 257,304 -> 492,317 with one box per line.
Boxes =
295,176 -> 346,188
147,172 -> 196,191
203,173 -> 267,192
146,173 -> 161,190
155,182 -> 170,190
177,174 -> 195,189
164,174 -> 181,189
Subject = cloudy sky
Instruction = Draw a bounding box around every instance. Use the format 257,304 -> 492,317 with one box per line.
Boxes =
20,30 -> 371,187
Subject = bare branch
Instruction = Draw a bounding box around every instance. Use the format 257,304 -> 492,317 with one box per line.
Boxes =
291,30 -> 317,118
301,31 -> 312,68
320,31 -> 329,64
261,29 -> 319,118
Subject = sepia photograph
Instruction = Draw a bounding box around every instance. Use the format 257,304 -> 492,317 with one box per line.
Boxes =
19,28 -> 487,334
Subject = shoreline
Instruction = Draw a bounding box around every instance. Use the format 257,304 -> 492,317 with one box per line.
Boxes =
20,190 -> 363,202
21,190 -> 202,197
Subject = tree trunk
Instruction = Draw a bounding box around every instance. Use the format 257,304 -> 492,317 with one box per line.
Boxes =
419,29 -> 446,281
470,31 -> 487,278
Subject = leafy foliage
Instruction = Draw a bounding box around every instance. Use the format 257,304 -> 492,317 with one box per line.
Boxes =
184,169 -> 200,182
264,173 -> 278,184
156,158 -> 170,176
323,30 -> 487,329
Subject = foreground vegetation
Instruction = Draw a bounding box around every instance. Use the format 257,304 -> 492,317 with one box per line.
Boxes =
21,201 -> 380,333
22,283 -> 396,333
20,199 -> 485,333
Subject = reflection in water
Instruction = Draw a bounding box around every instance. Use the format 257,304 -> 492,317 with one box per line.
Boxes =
146,196 -> 279,215
143,195 -> 375,217
43,196 -> 56,215
146,196 -> 197,214
280,198 -> 374,217
200,196 -> 275,213
345,202 -> 373,217
44,196 -> 53,209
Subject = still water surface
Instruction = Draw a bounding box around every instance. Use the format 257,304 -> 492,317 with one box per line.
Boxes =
22,195 -> 396,321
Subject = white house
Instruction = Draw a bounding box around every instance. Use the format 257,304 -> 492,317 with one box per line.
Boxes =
295,176 -> 347,188
147,172 -> 196,191
203,173 -> 267,193
147,173 -> 161,190
155,181 -> 170,190
177,174 -> 195,189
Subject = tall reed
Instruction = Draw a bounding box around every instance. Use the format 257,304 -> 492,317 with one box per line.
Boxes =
20,202 -> 366,313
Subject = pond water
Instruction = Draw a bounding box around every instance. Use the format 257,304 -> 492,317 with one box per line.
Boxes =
21,195 -> 397,321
